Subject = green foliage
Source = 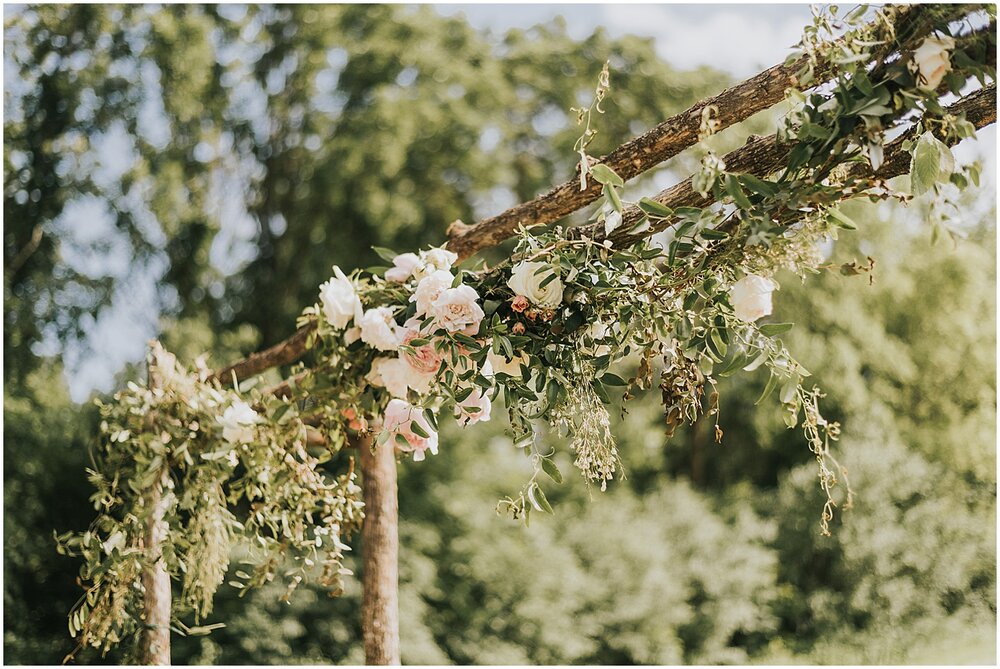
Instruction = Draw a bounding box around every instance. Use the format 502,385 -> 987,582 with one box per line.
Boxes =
3,364 -> 105,664
56,346 -> 364,657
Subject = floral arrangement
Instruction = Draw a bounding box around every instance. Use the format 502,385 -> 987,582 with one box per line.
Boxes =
59,4 -> 995,656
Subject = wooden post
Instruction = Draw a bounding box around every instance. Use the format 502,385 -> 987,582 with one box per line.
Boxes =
139,342 -> 172,665
358,434 -> 401,665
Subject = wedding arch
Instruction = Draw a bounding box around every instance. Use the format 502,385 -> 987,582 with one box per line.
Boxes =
57,5 -> 996,664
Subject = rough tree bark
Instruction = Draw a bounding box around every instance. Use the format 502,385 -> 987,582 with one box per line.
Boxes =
358,434 -> 401,665
208,322 -> 315,388
139,343 -> 172,665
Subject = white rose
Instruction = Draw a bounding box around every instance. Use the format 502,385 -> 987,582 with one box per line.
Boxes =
358,306 -> 403,352
219,399 -> 259,445
910,35 -> 955,91
507,261 -> 564,308
319,266 -> 363,329
383,399 -> 439,462
367,356 -> 434,398
429,284 -> 485,334
585,321 -> 612,357
729,274 -> 776,322
418,247 -> 458,276
411,269 -> 454,317
385,253 -> 421,283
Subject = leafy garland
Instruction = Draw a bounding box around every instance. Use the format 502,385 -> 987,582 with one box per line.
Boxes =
59,5 -> 995,657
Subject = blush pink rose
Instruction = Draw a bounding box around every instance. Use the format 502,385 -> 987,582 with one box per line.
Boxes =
400,318 -> 443,374
454,389 -> 492,427
341,407 -> 367,432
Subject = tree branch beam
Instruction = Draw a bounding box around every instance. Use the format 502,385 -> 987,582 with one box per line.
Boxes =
583,83 -> 996,249
443,3 -> 953,261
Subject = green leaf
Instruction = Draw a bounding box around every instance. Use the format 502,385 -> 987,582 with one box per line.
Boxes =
540,457 -> 563,484
453,333 -> 482,349
410,421 -> 430,439
545,379 -> 560,407
743,350 -> 768,372
738,174 -> 779,197
827,208 -> 857,230
755,372 -> 779,405
717,352 -> 749,377
601,373 -> 627,386
706,328 -> 728,361
759,322 -> 794,336
498,336 -> 514,359
604,183 -> 623,212
699,228 -> 729,241
910,131 -> 941,196
271,403 -> 291,423
725,174 -> 753,209
591,378 -> 611,404
527,483 -> 554,514
372,246 -> 399,263
779,379 -> 798,404
638,197 -> 674,218
590,164 -> 624,187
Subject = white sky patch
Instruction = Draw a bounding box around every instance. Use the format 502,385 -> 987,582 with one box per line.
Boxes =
599,4 -> 808,76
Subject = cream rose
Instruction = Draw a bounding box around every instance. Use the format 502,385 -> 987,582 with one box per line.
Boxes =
367,356 -> 434,398
411,269 -> 454,317
419,247 -> 458,275
219,399 -> 259,445
911,35 -> 955,91
318,266 -> 363,330
383,399 -> 439,462
729,274 -> 776,322
429,284 -> 485,334
385,252 -> 421,283
358,306 -> 402,352
507,261 -> 564,308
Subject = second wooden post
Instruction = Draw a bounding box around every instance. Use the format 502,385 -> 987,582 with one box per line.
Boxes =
358,434 -> 401,665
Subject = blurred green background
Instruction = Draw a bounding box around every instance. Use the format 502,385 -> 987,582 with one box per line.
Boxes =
4,4 -> 996,664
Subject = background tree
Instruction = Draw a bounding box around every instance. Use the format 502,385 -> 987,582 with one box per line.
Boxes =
4,4 -> 994,664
